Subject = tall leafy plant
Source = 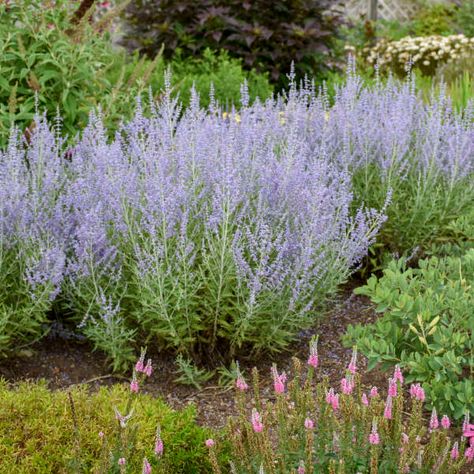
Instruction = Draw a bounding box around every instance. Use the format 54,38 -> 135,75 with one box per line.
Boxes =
122,0 -> 345,86
0,0 -> 272,146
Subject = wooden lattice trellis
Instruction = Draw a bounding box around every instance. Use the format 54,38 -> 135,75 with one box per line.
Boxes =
344,0 -> 446,22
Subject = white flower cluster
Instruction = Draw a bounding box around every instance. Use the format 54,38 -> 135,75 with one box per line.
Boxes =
362,34 -> 474,74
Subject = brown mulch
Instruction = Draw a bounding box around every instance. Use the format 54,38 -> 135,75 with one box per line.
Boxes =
0,286 -> 387,429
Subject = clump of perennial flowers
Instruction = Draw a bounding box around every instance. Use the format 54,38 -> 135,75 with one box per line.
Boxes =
2,66 -> 473,369
207,343 -> 471,473
362,34 -> 474,76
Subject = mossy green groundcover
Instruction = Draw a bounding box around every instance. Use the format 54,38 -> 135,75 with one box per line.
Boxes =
0,380 -> 218,473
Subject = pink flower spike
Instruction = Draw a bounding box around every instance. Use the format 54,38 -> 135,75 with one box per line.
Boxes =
347,347 -> 357,374
205,439 -> 215,448
154,426 -> 163,456
361,393 -> 369,406
401,433 -> 409,444
430,408 -> 439,431
465,447 -> 474,462
393,365 -> 404,384
236,376 -> 248,391
450,442 -> 459,460
142,458 -> 152,474
144,359 -> 153,377
341,377 -> 354,395
98,431 -> 105,438
384,395 -> 393,420
118,458 -> 126,466
307,337 -> 319,368
326,388 -> 339,410
331,393 -> 339,411
326,388 -> 340,411
369,419 -> 380,445
135,349 -> 146,373
326,388 -> 335,404
369,386 -> 379,398
409,383 -> 425,401
271,364 -> 287,394
297,461 -> 305,474
304,418 -> 314,430
464,423 -> 474,439
307,354 -> 318,368
155,438 -> 163,456
388,378 -> 397,397
235,362 -> 248,391
130,378 -> 139,393
251,409 -> 264,433
441,415 -> 450,429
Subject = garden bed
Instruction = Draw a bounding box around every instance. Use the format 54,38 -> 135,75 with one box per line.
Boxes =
0,288 -> 385,429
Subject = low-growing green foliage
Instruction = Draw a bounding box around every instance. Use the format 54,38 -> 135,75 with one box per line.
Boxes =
410,1 -> 457,37
150,49 -> 273,109
344,250 -> 474,419
174,354 -> 215,390
426,206 -> 474,258
0,379 -> 218,473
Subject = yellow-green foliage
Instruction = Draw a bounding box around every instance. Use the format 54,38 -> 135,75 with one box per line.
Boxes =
0,380 -> 215,473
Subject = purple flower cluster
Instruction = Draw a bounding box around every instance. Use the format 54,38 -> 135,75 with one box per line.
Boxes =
1,73 -> 472,357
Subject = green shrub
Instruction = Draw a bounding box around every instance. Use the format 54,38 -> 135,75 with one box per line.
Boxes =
122,0 -> 345,88
425,206 -> 474,258
344,250 -> 474,419
108,48 -> 273,111
362,34 -> 474,77
453,0 -> 474,37
0,380 -> 219,473
410,2 -> 456,37
0,1 -> 272,146
0,0 -> 119,141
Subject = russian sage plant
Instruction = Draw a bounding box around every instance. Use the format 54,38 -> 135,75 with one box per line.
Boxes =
326,67 -> 474,258
65,78 -> 384,362
2,67 -> 472,367
0,116 -> 66,354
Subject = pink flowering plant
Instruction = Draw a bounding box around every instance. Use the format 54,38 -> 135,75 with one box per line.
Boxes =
207,344 -> 471,473
90,348 -> 171,473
